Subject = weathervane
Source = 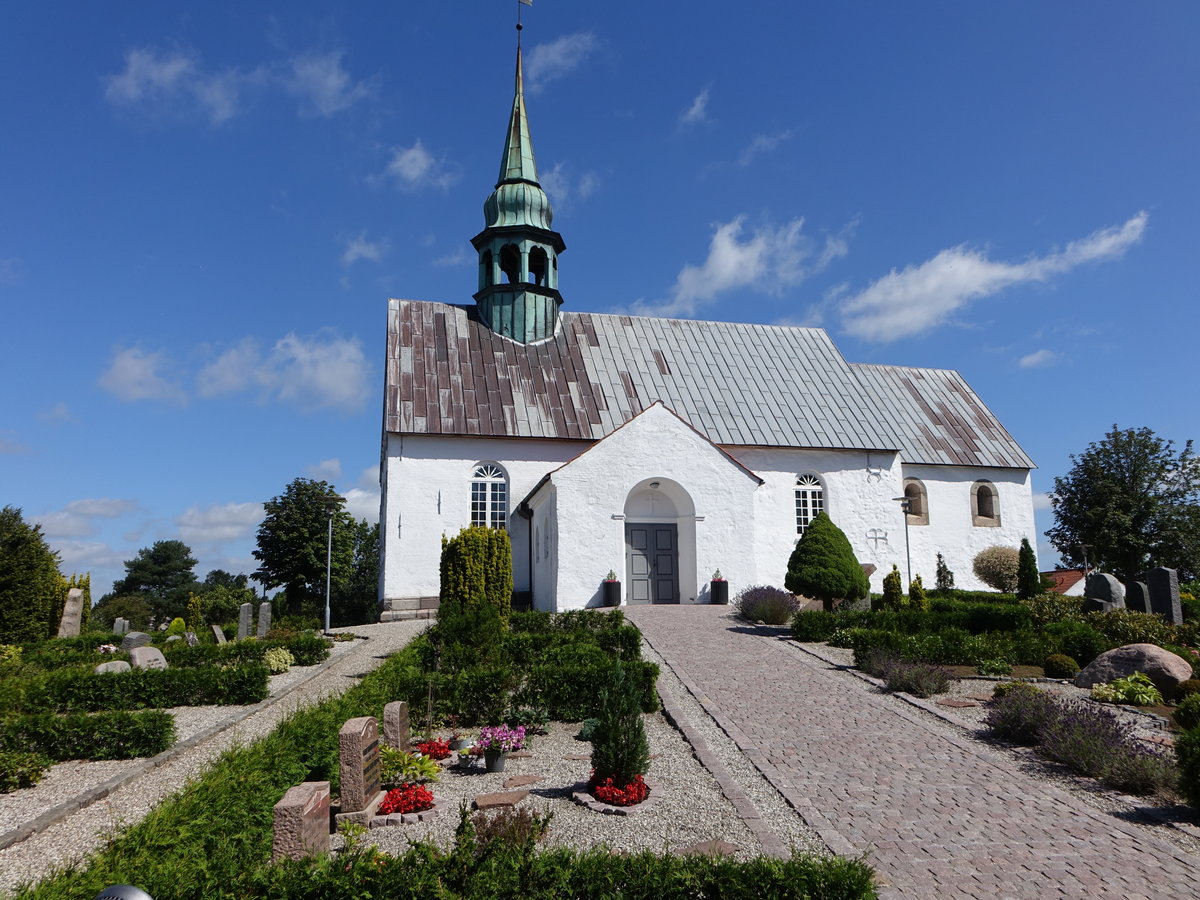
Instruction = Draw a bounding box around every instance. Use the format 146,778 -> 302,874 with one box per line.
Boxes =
517,0 -> 532,46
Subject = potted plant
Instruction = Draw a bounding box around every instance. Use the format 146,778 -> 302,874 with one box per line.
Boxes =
602,570 -> 621,607
475,724 -> 526,772
445,714 -> 467,751
710,569 -> 729,605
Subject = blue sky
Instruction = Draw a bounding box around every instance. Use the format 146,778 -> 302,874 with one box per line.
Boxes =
2,1 -> 1198,598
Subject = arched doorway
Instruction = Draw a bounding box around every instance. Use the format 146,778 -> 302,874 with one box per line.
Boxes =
623,479 -> 696,604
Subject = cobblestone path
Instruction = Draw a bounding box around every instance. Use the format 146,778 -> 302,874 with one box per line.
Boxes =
627,604 -> 1198,899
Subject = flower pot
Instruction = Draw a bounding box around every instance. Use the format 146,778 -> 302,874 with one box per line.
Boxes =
484,749 -> 507,772
448,737 -> 467,751
602,580 -> 621,607
710,580 -> 729,605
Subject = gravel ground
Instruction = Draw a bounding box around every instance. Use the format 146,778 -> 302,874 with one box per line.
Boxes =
0,622 -> 428,897
792,639 -> 1200,857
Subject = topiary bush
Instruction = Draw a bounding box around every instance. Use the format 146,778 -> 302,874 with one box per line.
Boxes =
784,512 -> 869,611
1016,538 -> 1040,600
1043,653 -> 1080,679
878,565 -> 904,611
973,546 -> 1020,593
934,552 -> 956,596
439,525 -> 513,627
1,710 -> 175,760
733,585 -> 802,625
908,574 -> 929,612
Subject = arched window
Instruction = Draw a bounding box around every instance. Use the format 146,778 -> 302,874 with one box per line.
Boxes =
903,478 -> 929,526
499,244 -> 521,284
795,473 -> 825,535
471,463 -> 508,529
528,246 -> 548,286
971,480 -> 1000,527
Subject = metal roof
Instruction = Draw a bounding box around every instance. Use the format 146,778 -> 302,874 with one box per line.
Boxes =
385,299 -> 1034,469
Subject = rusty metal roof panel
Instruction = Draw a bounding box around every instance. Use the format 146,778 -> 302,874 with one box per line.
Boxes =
383,299 -> 1031,467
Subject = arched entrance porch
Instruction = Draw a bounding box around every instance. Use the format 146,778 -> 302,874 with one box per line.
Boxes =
623,478 -> 697,604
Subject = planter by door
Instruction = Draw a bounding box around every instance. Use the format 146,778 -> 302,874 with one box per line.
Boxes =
711,580 -> 729,604
484,749 -> 507,773
602,580 -> 622,607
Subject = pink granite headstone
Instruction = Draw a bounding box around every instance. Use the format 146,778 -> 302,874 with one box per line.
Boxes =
339,716 -> 381,813
382,701 -> 410,750
272,781 -> 330,861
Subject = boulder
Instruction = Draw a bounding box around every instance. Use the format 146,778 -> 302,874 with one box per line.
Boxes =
94,660 -> 132,675
1073,643 -> 1192,698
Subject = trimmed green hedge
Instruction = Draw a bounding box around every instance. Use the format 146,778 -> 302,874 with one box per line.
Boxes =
24,664 -> 269,713
163,634 -> 331,668
1,710 -> 175,760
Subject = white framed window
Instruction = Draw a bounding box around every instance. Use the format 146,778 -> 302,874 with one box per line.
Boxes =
471,463 -> 508,529
795,473 -> 825,535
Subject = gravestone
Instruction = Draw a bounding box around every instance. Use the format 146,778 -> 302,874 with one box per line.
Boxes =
257,601 -> 272,639
272,781 -> 331,862
211,624 -> 228,645
129,646 -> 168,670
335,716 -> 384,825
382,701 -> 410,750
166,635 -> 182,643
95,660 -> 132,675
1146,567 -> 1183,625
113,618 -> 128,636
56,588 -> 85,638
237,603 -> 253,640
1085,573 -> 1125,608
120,632 -> 151,652
1126,582 -> 1151,615
184,631 -> 199,647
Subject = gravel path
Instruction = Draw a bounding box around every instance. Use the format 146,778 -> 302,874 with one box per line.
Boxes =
0,622 -> 427,896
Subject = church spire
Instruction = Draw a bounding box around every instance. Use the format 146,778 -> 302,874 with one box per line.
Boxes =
471,24 -> 566,344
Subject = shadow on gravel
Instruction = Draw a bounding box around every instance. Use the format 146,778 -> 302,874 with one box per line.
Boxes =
725,625 -> 791,637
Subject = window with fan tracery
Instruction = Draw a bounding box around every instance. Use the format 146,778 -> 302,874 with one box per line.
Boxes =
471,463 -> 508,529
795,473 -> 825,535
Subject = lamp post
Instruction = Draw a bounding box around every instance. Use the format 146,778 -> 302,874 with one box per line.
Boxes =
1077,543 -> 1092,586
892,496 -> 912,587
324,498 -> 338,634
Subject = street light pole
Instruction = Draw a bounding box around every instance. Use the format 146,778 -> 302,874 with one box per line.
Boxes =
892,497 -> 912,587
324,500 -> 336,634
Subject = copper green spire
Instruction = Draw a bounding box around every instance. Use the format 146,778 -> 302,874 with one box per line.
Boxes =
498,49 -> 539,186
484,48 -> 553,231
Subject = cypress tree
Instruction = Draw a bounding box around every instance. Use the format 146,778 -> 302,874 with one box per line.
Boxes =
880,565 -> 904,611
784,512 -> 870,611
0,507 -> 62,643
935,553 -> 956,596
908,574 -> 929,612
1016,537 -> 1040,600
590,659 -> 650,788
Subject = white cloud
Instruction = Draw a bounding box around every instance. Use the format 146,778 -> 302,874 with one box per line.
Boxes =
197,331 -> 371,413
307,458 -> 343,481
341,487 -> 380,524
636,215 -> 848,318
738,130 -> 793,167
37,402 -> 74,424
541,162 -> 601,210
1018,349 -> 1059,369
176,501 -> 264,544
525,32 -> 599,92
0,432 -> 30,454
1032,492 -> 1054,512
34,498 -> 139,538
50,539 -> 127,573
433,247 -> 472,267
680,87 -> 711,126
281,51 -> 373,116
840,211 -> 1148,343
357,465 -> 379,490
341,231 -> 388,266
381,140 -> 457,190
99,346 -> 187,404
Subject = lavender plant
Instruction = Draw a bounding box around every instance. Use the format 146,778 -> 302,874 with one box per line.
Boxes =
883,661 -> 955,698
733,585 -> 802,625
983,684 -> 1059,745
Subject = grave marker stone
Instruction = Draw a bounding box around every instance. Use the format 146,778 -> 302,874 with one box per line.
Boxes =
120,632 -> 151,652
1146,567 -> 1183,625
112,617 -> 128,636
337,716 -> 382,817
129,646 -> 169,670
237,603 -> 253,640
184,631 -> 199,647
382,701 -> 410,750
257,601 -> 272,639
272,781 -> 331,862
1085,572 -> 1125,608
211,624 -> 227,645
166,635 -> 182,643
95,660 -> 132,675
56,588 -> 85,638
1126,582 -> 1151,614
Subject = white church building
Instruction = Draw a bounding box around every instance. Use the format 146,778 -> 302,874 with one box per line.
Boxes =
378,48 -> 1036,619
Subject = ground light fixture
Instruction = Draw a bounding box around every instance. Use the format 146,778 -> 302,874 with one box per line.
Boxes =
95,888 -> 153,900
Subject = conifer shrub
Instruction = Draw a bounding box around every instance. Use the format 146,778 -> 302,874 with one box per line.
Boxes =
784,512 -> 869,611
1016,538 -> 1040,600
166,617 -> 187,637
878,565 -> 904,611
934,552 -> 956,596
972,546 -> 1020,593
1,710 -> 175,760
590,659 -> 650,791
439,526 -> 513,627
908,574 -> 929,612
1043,653 -> 1080,679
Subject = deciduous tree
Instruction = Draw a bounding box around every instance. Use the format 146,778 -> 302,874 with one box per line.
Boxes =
1047,425 -> 1200,581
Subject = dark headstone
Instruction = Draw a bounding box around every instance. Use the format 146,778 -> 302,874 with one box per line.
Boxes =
211,624 -> 227,645
57,588 -> 84,638
272,781 -> 330,861
257,601 -> 272,639
1146,567 -> 1183,625
129,646 -> 168,670
1125,582 -> 1151,614
1082,598 -> 1121,614
1085,572 -> 1125,608
338,716 -> 381,814
120,632 -> 151,652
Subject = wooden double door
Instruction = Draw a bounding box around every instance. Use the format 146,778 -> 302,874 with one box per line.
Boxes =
625,523 -> 679,604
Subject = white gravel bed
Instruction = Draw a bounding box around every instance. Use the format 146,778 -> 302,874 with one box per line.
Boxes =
639,642 -> 828,857
0,622 -> 428,897
788,639 -> 1200,858
353,713 -> 765,860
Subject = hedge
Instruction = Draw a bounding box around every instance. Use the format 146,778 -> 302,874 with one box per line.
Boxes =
24,664 -> 269,713
163,634 -> 331,668
1,710 -> 175,760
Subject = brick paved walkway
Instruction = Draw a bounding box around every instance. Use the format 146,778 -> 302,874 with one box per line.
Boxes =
627,605 -> 1199,899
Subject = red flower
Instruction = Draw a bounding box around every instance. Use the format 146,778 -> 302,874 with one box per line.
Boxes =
589,774 -> 649,806
415,739 -> 451,760
378,783 -> 434,815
